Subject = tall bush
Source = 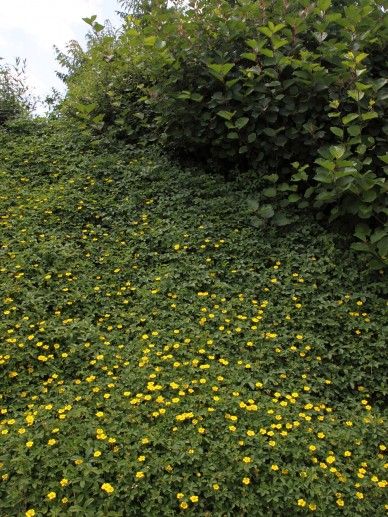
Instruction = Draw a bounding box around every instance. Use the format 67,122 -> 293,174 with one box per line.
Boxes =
60,0 -> 388,267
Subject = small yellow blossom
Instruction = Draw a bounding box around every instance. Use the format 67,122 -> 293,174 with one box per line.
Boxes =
101,483 -> 114,493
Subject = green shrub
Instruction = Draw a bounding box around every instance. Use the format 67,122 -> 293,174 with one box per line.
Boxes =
60,0 -> 387,268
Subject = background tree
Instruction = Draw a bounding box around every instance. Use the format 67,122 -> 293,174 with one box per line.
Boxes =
0,58 -> 34,125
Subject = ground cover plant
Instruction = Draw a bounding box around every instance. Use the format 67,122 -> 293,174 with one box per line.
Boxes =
0,120 -> 387,516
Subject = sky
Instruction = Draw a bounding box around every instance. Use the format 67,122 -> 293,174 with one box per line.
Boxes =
0,0 -> 122,111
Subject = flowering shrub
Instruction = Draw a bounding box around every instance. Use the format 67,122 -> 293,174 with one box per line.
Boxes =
0,121 -> 386,516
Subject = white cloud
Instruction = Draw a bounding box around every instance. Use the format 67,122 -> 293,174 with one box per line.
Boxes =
1,0 -> 105,48
0,0 -> 120,110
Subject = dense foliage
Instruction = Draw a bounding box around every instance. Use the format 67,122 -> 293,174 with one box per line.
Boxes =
0,58 -> 34,125
0,120 -> 387,516
60,0 -> 388,269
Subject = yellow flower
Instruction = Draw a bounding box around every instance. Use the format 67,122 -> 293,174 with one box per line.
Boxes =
93,450 -> 102,458
242,456 -> 252,464
180,502 -> 188,510
25,510 -> 36,517
101,483 -> 114,493
242,477 -> 250,485
60,478 -> 69,487
271,465 -> 279,471
297,499 -> 306,507
326,455 -> 335,464
26,441 -> 34,448
336,499 -> 344,507
355,492 -> 364,499
47,492 -> 56,500
212,483 -> 220,491
47,439 -> 56,446
189,495 -> 199,503
176,493 -> 184,499
25,415 -> 34,426
135,471 -> 144,479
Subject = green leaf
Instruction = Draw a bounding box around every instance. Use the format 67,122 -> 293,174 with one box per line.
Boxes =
347,89 -> 364,101
263,173 -> 279,183
217,111 -> 235,121
272,213 -> 292,226
362,190 -> 377,203
82,15 -> 97,26
259,26 -> 273,38
235,117 -> 249,130
317,0 -> 331,10
347,125 -> 361,136
144,36 -> 157,47
190,93 -> 203,102
272,37 -> 288,50
247,198 -> 259,210
330,127 -> 344,138
258,204 -> 274,218
361,111 -> 378,121
207,63 -> 234,81
370,228 -> 386,244
246,39 -> 259,51
288,193 -> 301,203
247,133 -> 257,143
258,47 -> 274,58
314,169 -> 332,183
241,53 -> 257,62
377,236 -> 388,257
342,113 -> 359,125
351,242 -> 370,252
263,128 -> 276,137
263,187 -> 277,198
93,22 -> 105,33
354,223 -> 371,241
329,145 -> 346,159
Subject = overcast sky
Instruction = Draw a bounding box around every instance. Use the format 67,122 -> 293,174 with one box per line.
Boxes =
0,0 -> 121,109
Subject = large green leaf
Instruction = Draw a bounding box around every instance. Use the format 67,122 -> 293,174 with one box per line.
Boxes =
217,110 -> 235,121
235,117 -> 249,130
342,113 -> 359,125
258,204 -> 274,218
207,63 -> 235,81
